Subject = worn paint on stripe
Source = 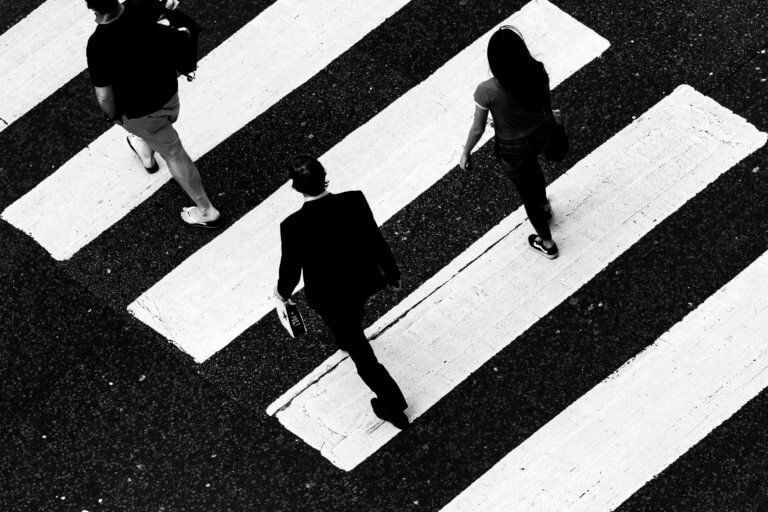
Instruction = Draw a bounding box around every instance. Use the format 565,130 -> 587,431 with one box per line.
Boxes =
0,0 -> 93,133
1,0 -> 414,259
441,251 -> 768,511
127,0 -> 610,363
266,85 -> 767,470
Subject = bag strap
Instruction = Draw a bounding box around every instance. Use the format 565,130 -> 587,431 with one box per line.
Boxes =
160,7 -> 202,34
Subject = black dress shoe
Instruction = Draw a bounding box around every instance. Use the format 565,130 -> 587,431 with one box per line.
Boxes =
371,398 -> 410,430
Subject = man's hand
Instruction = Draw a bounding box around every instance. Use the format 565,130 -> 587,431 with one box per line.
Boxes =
104,113 -> 123,126
94,86 -> 121,125
274,286 -> 289,303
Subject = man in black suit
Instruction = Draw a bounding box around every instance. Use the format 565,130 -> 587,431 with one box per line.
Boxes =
275,155 -> 409,430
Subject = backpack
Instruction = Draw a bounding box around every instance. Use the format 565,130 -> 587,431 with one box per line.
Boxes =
156,8 -> 202,81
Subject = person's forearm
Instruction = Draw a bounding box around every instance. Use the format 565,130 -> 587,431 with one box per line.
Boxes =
94,87 -> 118,119
462,127 -> 484,158
97,97 -> 117,119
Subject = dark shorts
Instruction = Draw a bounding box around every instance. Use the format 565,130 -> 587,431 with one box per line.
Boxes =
122,94 -> 181,155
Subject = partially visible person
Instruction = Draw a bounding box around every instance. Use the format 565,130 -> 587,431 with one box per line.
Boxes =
460,26 -> 558,258
275,155 -> 409,430
85,0 -> 222,228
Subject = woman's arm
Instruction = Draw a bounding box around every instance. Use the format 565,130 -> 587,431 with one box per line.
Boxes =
459,105 -> 488,170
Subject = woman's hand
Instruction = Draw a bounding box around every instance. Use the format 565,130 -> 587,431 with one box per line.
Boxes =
459,153 -> 472,171
461,105 -> 487,170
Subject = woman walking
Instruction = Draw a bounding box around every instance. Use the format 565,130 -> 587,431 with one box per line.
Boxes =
460,26 -> 558,258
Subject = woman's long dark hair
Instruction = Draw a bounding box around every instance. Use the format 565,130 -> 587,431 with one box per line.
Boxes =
488,27 -> 549,111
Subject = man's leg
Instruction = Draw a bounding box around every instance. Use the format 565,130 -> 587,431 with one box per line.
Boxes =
345,336 -> 408,411
126,130 -> 219,221
322,306 -> 407,411
127,134 -> 156,168
123,96 -> 220,222
160,141 -> 220,221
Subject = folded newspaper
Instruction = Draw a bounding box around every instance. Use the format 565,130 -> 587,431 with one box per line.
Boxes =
276,300 -> 306,338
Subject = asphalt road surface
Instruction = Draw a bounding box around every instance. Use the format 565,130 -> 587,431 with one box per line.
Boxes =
2,0 -> 768,510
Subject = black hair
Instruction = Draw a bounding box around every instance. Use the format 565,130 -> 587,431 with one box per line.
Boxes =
86,0 -> 120,15
487,27 -> 550,111
288,155 -> 327,196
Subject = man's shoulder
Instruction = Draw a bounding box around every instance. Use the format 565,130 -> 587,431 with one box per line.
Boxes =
281,209 -> 302,228
86,25 -> 110,61
280,204 -> 312,234
334,190 -> 366,206
308,191 -> 366,209
124,0 -> 159,16
86,30 -> 98,49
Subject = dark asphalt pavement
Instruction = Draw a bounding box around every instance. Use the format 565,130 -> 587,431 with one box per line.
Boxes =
1,0 -> 768,510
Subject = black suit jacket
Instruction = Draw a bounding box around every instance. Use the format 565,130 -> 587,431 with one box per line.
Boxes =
277,191 -> 400,312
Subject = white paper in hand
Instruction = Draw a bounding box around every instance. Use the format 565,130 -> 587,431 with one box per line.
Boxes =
275,300 -> 306,338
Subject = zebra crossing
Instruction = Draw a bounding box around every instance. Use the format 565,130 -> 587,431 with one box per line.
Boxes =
2,0 -> 414,259
2,0 -> 767,510
0,0 -> 92,133
266,84 -> 766,471
127,0 -> 609,364
441,250 -> 768,511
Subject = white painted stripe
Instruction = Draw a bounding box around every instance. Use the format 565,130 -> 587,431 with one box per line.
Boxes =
127,0 -> 610,363
0,0 -> 93,132
266,85 -> 767,471
441,251 -> 768,512
1,0 -> 415,260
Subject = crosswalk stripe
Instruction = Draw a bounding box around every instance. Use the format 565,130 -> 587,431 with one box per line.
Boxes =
440,249 -> 768,511
265,85 -> 767,471
0,0 -> 92,133
1,0 -> 414,260
127,0 -> 610,363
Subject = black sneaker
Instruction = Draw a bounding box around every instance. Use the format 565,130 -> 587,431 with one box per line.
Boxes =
542,201 -> 552,221
528,234 -> 558,259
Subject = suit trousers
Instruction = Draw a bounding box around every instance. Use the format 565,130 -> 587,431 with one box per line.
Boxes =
317,302 -> 407,411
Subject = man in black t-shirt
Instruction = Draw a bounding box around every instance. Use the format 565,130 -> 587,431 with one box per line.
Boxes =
85,0 -> 222,228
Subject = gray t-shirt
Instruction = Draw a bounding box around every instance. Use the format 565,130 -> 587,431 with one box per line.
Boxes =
474,77 -> 548,140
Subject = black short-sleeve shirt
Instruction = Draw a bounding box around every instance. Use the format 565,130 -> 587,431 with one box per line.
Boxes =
87,0 -> 179,118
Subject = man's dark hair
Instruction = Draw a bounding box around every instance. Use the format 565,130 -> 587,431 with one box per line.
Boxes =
288,155 -> 327,196
86,0 -> 120,15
